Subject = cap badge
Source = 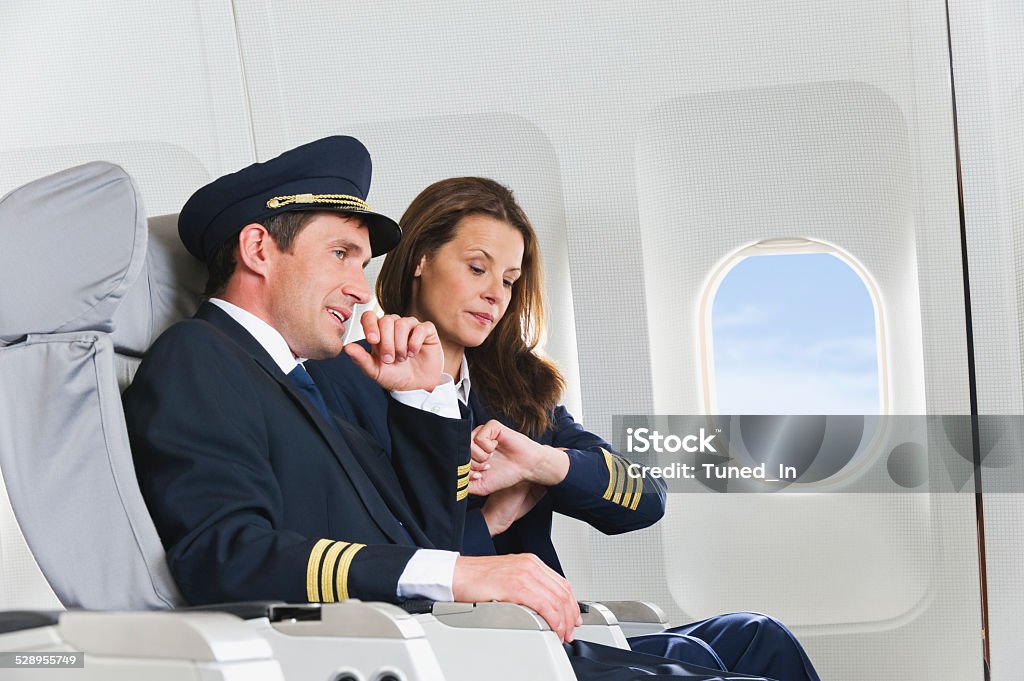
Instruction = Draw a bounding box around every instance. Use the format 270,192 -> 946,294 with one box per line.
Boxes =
266,193 -> 371,211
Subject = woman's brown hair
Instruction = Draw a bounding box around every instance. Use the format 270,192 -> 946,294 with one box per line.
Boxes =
376,177 -> 564,436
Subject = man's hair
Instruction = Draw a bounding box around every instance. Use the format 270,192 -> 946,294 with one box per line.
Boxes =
203,211 -> 322,297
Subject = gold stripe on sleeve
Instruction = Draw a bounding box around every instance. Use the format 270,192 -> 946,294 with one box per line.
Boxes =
335,542 -> 366,601
306,539 -> 334,602
630,474 -> 644,510
320,541 -> 347,603
601,448 -> 617,501
619,457 -> 637,509
456,465 -> 470,500
611,456 -> 627,505
457,462 -> 472,476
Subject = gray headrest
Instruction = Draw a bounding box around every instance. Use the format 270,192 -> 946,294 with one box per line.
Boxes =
0,162 -> 146,343
111,213 -> 205,355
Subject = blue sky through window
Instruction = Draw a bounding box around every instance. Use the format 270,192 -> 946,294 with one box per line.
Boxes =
712,252 -> 881,415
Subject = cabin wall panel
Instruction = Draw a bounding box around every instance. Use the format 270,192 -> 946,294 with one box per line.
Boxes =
0,0 -> 254,214
949,1 -> 1024,678
629,23 -> 979,678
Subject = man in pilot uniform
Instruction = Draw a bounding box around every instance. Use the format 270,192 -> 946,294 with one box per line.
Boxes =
125,136 -> 473,604
124,135 -> 792,680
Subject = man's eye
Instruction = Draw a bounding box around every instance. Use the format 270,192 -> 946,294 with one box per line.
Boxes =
333,250 -> 347,260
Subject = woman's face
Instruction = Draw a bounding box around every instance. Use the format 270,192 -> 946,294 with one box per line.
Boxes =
409,214 -> 525,354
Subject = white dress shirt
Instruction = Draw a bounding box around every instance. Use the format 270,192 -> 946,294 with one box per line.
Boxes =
454,358 -> 472,407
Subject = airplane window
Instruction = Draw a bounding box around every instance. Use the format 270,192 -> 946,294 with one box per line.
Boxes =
709,249 -> 882,415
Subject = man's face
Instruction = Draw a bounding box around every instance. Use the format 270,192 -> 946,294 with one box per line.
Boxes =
264,213 -> 372,360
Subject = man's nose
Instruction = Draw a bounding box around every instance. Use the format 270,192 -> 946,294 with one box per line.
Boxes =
343,273 -> 371,304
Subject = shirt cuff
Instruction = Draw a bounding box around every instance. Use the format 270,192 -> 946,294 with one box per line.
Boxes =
390,373 -> 461,419
396,548 -> 458,601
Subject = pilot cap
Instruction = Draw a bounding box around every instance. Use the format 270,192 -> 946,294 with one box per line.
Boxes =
178,135 -> 401,262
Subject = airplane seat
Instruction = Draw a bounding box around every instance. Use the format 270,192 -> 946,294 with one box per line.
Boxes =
109,210 -> 206,392
0,160 -> 183,612
0,161 -> 285,679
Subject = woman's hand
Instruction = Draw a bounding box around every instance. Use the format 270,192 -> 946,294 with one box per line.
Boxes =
481,481 -> 547,536
468,420 -> 570,496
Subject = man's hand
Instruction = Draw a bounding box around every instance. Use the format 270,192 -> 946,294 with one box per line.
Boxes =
452,554 -> 581,642
481,481 -> 547,537
344,311 -> 444,392
468,420 -> 570,496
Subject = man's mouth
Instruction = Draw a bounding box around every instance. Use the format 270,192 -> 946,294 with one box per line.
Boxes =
327,307 -> 350,327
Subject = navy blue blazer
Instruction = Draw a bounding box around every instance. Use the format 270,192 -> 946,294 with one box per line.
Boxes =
124,303 -> 471,605
309,345 -> 665,574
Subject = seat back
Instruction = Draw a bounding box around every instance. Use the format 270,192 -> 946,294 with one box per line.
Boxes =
0,162 -> 201,611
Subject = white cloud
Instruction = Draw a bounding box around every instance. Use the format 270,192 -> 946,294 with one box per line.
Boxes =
804,336 -> 878,365
712,335 -> 878,371
712,303 -> 776,331
714,366 -> 880,415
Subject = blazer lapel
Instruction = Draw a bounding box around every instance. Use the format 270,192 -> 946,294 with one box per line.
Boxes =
325,413 -> 432,547
195,303 -> 421,546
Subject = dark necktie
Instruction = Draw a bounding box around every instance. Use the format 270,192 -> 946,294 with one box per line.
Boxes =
459,396 -> 477,428
287,363 -> 333,423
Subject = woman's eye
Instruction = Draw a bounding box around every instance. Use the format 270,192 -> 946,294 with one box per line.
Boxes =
469,265 -> 484,275
503,279 -> 514,288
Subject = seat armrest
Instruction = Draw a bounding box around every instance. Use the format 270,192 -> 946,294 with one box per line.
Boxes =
416,605 -> 575,681
396,598 -> 436,615
593,600 -> 669,638
578,601 -> 618,625
58,611 -> 274,662
0,611 -> 61,635
1,611 -> 284,681
594,600 -> 668,625
55,606 -> 272,659
184,601 -> 286,620
270,601 -> 426,639
430,602 -> 549,631
574,602 -> 629,649
245,602 -> 445,681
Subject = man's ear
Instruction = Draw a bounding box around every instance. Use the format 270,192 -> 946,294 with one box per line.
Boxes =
413,254 -> 426,278
236,223 -> 273,275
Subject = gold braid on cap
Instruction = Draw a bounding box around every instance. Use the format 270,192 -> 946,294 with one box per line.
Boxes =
266,193 -> 371,211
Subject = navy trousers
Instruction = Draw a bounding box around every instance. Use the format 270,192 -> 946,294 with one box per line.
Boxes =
567,638 -> 778,680
627,612 -> 820,681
